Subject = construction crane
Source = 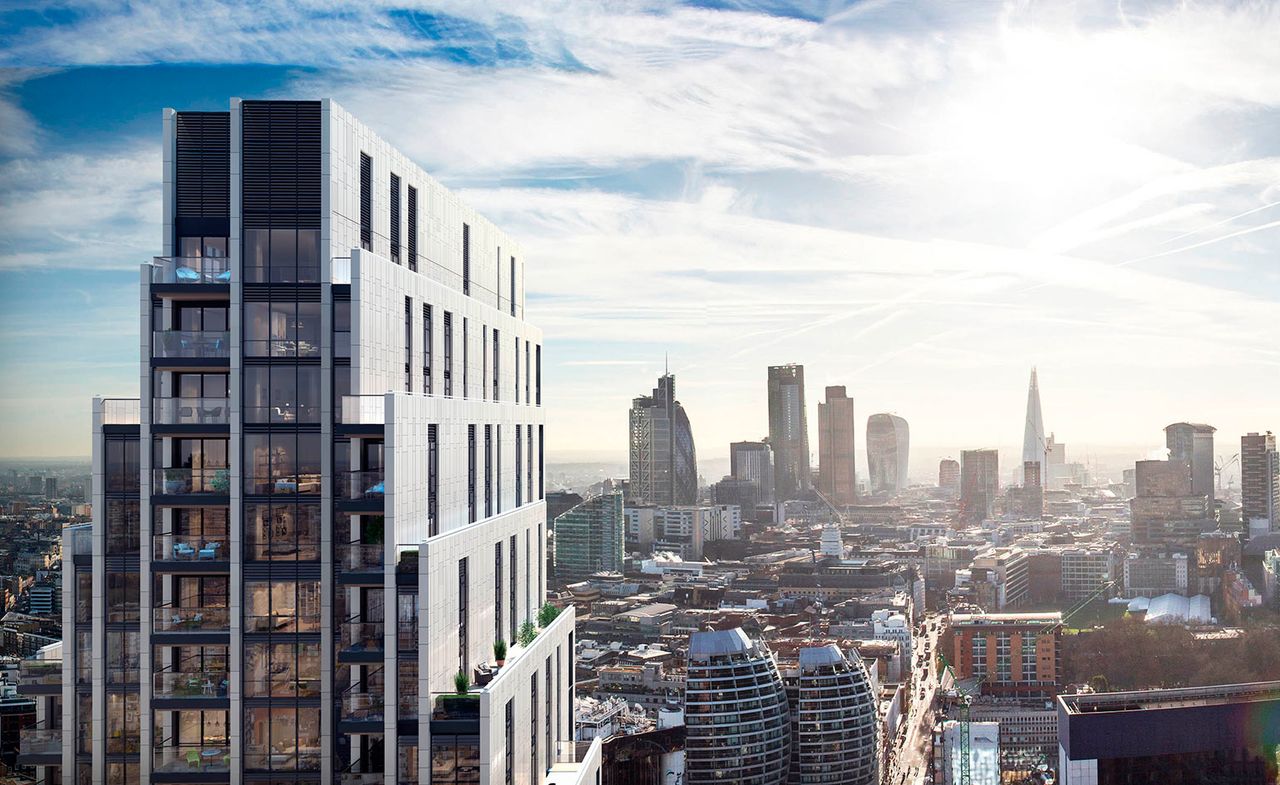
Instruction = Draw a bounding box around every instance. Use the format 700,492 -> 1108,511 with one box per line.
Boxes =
937,652 -> 984,785
1052,579 -> 1120,633
1215,453 -> 1240,492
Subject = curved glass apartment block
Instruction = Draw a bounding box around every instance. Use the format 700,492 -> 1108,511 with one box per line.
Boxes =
685,629 -> 790,785
788,645 -> 879,785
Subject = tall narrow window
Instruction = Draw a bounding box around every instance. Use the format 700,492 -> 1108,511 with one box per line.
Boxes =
423,304 -> 432,394
428,425 -> 439,536
468,425 -> 477,524
525,529 -> 531,622
496,424 -> 502,514
390,172 -> 401,263
535,344 -> 542,405
545,658 -> 553,772
514,337 -> 520,403
509,535 -> 518,642
462,318 -> 469,398
497,247 -> 503,307
492,328 -> 500,401
359,153 -> 372,251
482,326 -> 488,401
484,425 -> 493,518
530,674 -> 539,780
510,256 -> 516,316
537,522 -> 543,605
407,185 -> 418,272
443,312 -> 453,397
556,646 -> 563,745
516,426 -> 523,507
462,223 -> 471,296
525,341 -> 530,404
538,424 -> 544,500
458,558 -> 469,675
527,424 -> 534,503
504,699 -> 514,785
404,297 -> 412,392
495,543 -> 504,646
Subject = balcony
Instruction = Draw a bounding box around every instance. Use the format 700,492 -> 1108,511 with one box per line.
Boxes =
153,605 -> 230,633
154,533 -> 229,563
337,469 -> 385,500
398,691 -> 419,719
152,256 -> 232,285
339,619 -> 384,656
244,676 -> 321,698
336,542 -> 385,573
245,612 -> 320,634
341,689 -> 385,722
101,398 -> 141,425
154,670 -> 229,699
397,619 -> 417,651
336,395 -> 385,425
153,397 -> 230,425
154,467 -> 230,495
338,772 -> 383,785
153,741 -> 231,774
19,726 -> 60,756
17,659 -> 62,691
153,330 -> 230,359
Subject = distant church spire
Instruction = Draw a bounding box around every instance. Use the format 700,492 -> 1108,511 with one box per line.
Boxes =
1022,367 -> 1046,486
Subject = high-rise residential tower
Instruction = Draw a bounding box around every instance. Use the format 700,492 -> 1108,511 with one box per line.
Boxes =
785,645 -> 879,785
817,386 -> 857,505
1241,431 -> 1279,538
685,629 -> 790,785
1165,422 -> 1216,511
552,491 -> 624,583
960,449 -> 999,523
628,373 -> 697,506
66,100 -> 596,785
866,413 -> 909,496
939,458 -> 961,498
768,365 -> 810,503
1021,368 -> 1046,487
730,440 -> 774,506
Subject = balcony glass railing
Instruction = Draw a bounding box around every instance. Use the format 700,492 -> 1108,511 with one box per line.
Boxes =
153,606 -> 230,632
339,620 -> 385,654
397,620 -> 417,650
154,670 -> 229,699
337,469 -> 385,500
398,691 -> 419,719
341,690 -> 385,721
244,676 -> 322,698
154,533 -> 229,562
152,256 -> 232,285
154,467 -> 231,495
338,773 -> 383,785
336,395 -> 385,425
153,742 -> 231,773
245,612 -> 321,634
101,398 -> 141,424
20,727 -> 60,755
153,397 -> 230,425
18,659 -> 62,686
336,542 -> 384,572
153,330 -> 230,359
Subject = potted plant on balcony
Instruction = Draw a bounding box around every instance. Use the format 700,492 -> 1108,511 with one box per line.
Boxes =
434,671 -> 480,720
518,619 -> 537,647
538,602 -> 561,628
163,467 -> 185,494
493,639 -> 507,668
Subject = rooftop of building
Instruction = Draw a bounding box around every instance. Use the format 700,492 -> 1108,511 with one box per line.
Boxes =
950,612 -> 1062,626
1059,680 -> 1280,714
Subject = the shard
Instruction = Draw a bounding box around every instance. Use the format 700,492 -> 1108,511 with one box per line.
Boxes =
1022,367 -> 1046,486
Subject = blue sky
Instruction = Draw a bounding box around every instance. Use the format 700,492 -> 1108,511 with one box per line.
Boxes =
1,0 -> 1278,481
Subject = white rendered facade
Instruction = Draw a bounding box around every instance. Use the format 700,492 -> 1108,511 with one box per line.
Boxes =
65,99 -> 597,785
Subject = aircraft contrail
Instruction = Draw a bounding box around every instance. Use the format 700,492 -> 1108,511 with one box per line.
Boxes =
1158,199 -> 1280,246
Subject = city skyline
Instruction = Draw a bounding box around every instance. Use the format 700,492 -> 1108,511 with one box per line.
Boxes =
2,1 -> 1279,460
